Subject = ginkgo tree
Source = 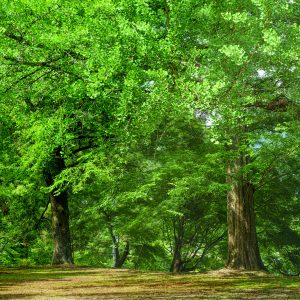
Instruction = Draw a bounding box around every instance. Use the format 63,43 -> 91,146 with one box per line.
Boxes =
0,0 -> 175,265
157,0 -> 300,270
0,0 -> 299,271
0,0 -> 132,264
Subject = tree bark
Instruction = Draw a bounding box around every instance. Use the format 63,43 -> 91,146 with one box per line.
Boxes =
170,246 -> 183,273
170,217 -> 184,273
110,231 -> 129,268
226,156 -> 265,270
103,210 -> 129,268
49,190 -> 73,265
111,233 -> 120,268
111,235 -> 129,268
44,148 -> 73,265
116,241 -> 130,268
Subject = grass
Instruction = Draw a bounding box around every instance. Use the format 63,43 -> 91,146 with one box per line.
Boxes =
0,267 -> 299,299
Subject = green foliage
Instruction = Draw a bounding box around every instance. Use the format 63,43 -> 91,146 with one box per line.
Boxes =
256,157 -> 300,275
0,0 -> 298,272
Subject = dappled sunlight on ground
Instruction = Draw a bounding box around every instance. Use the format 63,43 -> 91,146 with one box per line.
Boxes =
0,267 -> 299,299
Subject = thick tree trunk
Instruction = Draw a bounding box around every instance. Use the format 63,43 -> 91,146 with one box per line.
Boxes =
226,156 -> 265,270
44,148 -> 73,265
50,191 -> 73,265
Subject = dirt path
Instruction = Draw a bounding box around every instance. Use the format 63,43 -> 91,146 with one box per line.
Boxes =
0,267 -> 299,299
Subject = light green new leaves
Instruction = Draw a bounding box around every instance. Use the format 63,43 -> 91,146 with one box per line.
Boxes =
222,12 -> 249,24
262,28 -> 281,54
219,44 -> 247,66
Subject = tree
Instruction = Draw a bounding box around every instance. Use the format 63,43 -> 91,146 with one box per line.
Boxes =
134,115 -> 227,272
0,0 -> 298,271
0,0 -> 126,264
150,0 -> 299,270
0,0 -> 171,265
255,147 -> 300,275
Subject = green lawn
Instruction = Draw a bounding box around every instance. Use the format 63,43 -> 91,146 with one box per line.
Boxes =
0,267 -> 299,299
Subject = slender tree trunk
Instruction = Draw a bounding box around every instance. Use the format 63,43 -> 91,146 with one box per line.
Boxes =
103,211 -> 129,268
44,148 -> 73,265
170,217 -> 184,273
109,233 -> 129,268
117,241 -> 130,268
110,229 -> 120,268
170,245 -> 183,273
226,156 -> 265,270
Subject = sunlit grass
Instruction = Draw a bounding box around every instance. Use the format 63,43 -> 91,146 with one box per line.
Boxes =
0,267 -> 299,299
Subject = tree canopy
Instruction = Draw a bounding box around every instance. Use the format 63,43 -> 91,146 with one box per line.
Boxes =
0,0 -> 299,274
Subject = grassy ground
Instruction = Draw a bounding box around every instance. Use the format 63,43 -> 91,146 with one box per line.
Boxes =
0,267 -> 299,299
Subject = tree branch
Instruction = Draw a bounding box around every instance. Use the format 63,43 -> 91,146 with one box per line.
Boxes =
3,56 -> 83,80
34,196 -> 51,230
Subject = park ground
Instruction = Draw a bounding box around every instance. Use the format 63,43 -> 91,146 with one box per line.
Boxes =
0,267 -> 300,299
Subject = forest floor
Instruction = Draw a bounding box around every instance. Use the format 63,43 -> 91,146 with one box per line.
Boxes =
0,267 -> 300,299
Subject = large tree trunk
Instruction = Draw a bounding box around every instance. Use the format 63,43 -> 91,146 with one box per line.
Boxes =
226,156 -> 265,270
49,190 -> 73,265
44,148 -> 73,265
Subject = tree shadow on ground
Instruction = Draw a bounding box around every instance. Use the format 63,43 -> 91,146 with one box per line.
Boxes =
0,267 -> 299,299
